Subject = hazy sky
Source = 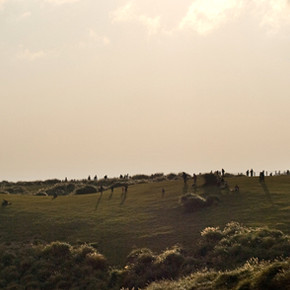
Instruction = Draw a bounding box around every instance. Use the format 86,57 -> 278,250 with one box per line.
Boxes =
1,0 -> 290,181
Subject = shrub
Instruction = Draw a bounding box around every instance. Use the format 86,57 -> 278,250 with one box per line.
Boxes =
131,174 -> 150,180
45,183 -> 75,196
179,193 -> 207,212
201,227 -> 224,243
166,173 -> 178,180
199,222 -> 290,270
35,192 -> 47,196
5,186 -> 26,194
74,244 -> 96,262
0,242 -> 111,289
203,173 -> 218,186
75,185 -> 97,195
85,252 -> 107,271
42,241 -> 72,260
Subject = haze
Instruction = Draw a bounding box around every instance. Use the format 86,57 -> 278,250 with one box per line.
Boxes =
1,0 -> 289,181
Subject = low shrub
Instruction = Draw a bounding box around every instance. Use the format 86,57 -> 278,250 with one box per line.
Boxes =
0,242 -> 111,289
199,222 -> 290,270
42,241 -> 72,260
166,173 -> 178,180
145,258 -> 290,290
75,185 -> 97,195
179,193 -> 208,212
45,183 -> 75,196
123,246 -> 185,289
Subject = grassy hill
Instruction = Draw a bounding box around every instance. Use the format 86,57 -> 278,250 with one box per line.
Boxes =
0,175 -> 289,266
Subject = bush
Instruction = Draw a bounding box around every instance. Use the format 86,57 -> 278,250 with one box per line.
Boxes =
166,173 -> 178,180
179,193 -> 207,212
199,222 -> 290,270
203,173 -> 218,186
45,183 -> 75,196
131,174 -> 150,180
201,227 -> 224,243
123,246 -> 185,289
42,241 -> 72,259
35,192 -> 47,196
0,242 -> 111,289
75,185 -> 97,195
5,186 -> 26,194
85,252 -> 107,271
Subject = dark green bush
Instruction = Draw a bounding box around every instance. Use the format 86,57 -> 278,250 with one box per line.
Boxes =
42,241 -> 72,259
200,222 -> 290,270
179,193 -> 208,212
75,185 -> 97,195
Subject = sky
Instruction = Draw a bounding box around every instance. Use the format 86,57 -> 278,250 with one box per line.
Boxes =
1,0 -> 290,181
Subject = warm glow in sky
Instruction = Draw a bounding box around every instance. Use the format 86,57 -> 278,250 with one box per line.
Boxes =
1,0 -> 290,181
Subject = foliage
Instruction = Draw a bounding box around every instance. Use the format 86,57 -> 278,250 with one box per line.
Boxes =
199,222 -> 290,270
145,258 -> 290,290
179,193 -> 218,212
0,242 -> 109,290
75,185 -> 97,194
122,246 -> 184,289
44,183 -> 75,196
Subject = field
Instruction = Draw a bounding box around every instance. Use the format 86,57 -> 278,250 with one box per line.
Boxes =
1,174 -> 289,266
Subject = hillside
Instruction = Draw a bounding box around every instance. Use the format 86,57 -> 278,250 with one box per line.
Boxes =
0,175 -> 289,266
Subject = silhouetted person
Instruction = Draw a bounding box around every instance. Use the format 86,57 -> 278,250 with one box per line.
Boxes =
221,168 -> 225,177
250,169 -> 254,177
246,170 -> 249,177
234,185 -> 240,192
259,171 -> 265,182
193,174 -> 197,185
104,175 -> 107,180
88,175 -> 91,181
182,172 -> 187,184
94,175 -> 98,181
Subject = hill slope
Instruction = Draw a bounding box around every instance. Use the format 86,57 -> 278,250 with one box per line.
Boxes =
0,175 -> 289,265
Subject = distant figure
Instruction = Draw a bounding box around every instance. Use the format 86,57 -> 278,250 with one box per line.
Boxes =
88,175 -> 91,181
104,175 -> 107,180
259,171 -> 265,182
234,185 -> 240,192
2,199 -> 11,206
193,174 -> 197,186
250,169 -> 254,177
64,177 -> 68,182
162,188 -> 165,198
52,192 -> 58,200
221,168 -> 225,177
182,172 -> 187,184
94,175 -> 98,181
246,170 -> 249,177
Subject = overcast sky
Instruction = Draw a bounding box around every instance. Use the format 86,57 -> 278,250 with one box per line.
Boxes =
1,0 -> 290,181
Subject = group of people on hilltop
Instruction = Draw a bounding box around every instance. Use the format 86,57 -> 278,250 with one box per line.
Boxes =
246,169 -> 254,177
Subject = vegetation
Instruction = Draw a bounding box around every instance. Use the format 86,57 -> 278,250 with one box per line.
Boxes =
0,174 -> 289,289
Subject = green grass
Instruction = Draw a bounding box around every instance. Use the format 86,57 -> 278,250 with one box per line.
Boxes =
0,175 -> 289,265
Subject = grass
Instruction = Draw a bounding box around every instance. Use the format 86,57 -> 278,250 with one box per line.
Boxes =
0,175 -> 289,266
